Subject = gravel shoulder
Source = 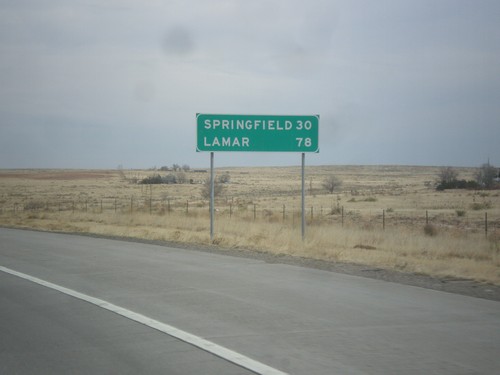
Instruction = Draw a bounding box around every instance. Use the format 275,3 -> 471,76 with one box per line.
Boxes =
4,227 -> 500,302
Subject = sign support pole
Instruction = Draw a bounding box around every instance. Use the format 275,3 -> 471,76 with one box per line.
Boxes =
301,152 -> 305,240
210,152 -> 214,242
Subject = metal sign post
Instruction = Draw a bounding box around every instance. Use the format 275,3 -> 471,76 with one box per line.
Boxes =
210,152 -> 214,241
301,153 -> 306,240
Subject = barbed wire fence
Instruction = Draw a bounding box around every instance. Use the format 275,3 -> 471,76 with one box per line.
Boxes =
1,195 -> 498,237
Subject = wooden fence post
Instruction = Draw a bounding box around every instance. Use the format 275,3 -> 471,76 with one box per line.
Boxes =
485,212 -> 488,237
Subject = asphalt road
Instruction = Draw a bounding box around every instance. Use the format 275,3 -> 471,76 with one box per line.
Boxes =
1,227 -> 499,374
0,271 -> 254,375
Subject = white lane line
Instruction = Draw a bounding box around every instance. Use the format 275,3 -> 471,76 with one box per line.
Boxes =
0,265 -> 288,375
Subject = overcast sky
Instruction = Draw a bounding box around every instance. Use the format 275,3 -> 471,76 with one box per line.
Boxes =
1,0 -> 499,169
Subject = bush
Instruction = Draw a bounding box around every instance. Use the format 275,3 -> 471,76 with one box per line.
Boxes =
423,224 -> 438,237
140,174 -> 163,184
24,201 -> 45,211
330,206 -> 342,215
162,174 -> 177,184
470,202 -> 492,210
200,178 -> 225,199
456,210 -> 466,217
219,173 -> 231,184
436,179 -> 479,191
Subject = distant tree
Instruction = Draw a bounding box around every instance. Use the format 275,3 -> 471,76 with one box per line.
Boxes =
476,163 -> 497,188
322,175 -> 342,194
162,174 -> 177,184
182,164 -> 190,172
436,167 -> 461,190
200,177 -> 225,199
172,163 -> 180,171
160,166 -> 169,171
176,172 -> 187,184
117,164 -> 126,180
438,167 -> 459,185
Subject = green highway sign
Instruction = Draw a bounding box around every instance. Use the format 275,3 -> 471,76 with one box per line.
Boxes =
196,114 -> 319,152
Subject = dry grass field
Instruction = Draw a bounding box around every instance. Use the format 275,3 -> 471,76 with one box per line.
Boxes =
0,165 -> 499,284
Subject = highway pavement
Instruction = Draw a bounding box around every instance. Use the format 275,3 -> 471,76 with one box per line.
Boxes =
0,270 -> 254,375
1,227 -> 499,374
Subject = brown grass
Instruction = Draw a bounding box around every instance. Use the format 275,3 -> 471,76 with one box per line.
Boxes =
0,166 -> 499,284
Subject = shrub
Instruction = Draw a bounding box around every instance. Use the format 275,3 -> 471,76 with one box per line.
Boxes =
423,224 -> 438,237
470,202 -> 492,210
140,174 -> 163,184
219,173 -> 231,184
162,174 -> 177,184
436,179 -> 479,191
330,206 -> 342,215
200,178 -> 225,199
24,201 -> 45,211
456,210 -> 466,217
354,244 -> 377,250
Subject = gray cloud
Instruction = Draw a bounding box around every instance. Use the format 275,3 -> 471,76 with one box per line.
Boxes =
0,0 -> 499,168
162,26 -> 195,56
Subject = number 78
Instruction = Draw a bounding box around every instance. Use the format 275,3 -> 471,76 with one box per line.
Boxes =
296,138 -> 312,147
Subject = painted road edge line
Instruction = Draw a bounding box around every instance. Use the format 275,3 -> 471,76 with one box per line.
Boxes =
0,265 -> 288,375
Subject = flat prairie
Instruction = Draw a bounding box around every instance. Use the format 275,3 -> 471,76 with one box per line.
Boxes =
0,165 -> 499,284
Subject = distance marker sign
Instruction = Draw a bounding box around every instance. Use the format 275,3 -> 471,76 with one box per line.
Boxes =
196,114 -> 319,152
